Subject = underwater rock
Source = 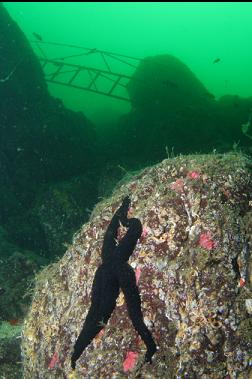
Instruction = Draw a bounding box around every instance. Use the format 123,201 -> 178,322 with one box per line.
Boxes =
127,55 -> 215,110
0,321 -> 22,379
22,152 -> 252,378
0,226 -> 19,259
0,251 -> 47,320
116,55 -> 252,168
33,177 -> 97,258
116,54 -> 218,166
216,95 -> 252,147
0,4 -> 97,253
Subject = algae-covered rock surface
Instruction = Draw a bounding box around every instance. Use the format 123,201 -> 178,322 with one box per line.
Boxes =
22,153 -> 252,379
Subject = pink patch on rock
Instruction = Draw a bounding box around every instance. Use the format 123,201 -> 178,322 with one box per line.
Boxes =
141,227 -> 148,239
187,170 -> 200,179
135,267 -> 141,284
239,278 -> 246,288
139,227 -> 148,243
48,351 -> 59,369
170,178 -> 184,193
123,351 -> 138,372
98,329 -> 105,338
199,232 -> 216,250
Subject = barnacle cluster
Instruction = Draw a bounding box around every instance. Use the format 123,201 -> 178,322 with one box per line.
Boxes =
22,153 -> 252,378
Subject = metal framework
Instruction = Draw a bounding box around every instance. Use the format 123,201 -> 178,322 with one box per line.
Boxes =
31,40 -> 143,102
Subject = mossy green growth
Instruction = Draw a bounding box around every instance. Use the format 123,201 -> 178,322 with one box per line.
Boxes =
0,321 -> 22,339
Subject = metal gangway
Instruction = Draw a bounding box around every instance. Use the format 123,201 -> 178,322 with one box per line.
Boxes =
31,39 -> 143,102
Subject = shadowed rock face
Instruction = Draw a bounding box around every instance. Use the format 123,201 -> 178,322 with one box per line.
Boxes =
0,4 -> 97,254
22,153 -> 252,379
0,2 -> 96,191
116,55 -> 217,166
127,55 -> 215,111
115,55 -> 252,168
0,321 -> 22,379
0,3 -> 48,103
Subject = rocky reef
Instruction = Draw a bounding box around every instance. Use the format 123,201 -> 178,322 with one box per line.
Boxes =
0,321 -> 23,379
115,55 -> 252,168
127,54 -> 215,110
0,250 -> 46,320
0,3 -> 98,257
22,152 -> 252,378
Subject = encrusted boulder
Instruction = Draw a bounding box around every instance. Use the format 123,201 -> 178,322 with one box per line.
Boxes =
22,153 -> 252,378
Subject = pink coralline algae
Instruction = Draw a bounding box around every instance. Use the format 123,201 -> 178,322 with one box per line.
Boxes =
187,170 -> 201,179
139,227 -> 148,243
239,278 -> 246,288
135,267 -> 141,284
48,351 -> 59,369
123,351 -> 138,372
141,226 -> 148,239
199,231 -> 216,250
170,178 -> 185,193
97,329 -> 105,338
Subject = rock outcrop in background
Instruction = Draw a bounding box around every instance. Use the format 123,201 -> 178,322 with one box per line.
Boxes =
113,55 -> 252,168
128,55 -> 215,110
0,3 -> 98,259
22,153 -> 252,379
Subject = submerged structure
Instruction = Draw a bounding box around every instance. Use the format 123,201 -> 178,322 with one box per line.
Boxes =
22,153 -> 252,378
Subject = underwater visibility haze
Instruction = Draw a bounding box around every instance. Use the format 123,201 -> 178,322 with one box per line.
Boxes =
4,2 -> 252,123
1,2 -> 252,378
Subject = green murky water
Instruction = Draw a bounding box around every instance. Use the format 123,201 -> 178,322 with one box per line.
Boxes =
1,3 -> 252,377
4,2 -> 252,126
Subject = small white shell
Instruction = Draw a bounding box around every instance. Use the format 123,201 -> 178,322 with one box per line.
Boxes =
245,299 -> 252,315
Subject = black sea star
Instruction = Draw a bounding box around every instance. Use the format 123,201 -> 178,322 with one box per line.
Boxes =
71,196 -> 157,370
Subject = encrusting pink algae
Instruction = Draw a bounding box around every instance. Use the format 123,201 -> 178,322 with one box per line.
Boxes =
22,153 -> 252,379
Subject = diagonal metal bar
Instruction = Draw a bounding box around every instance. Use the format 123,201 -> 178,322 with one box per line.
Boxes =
105,52 -> 139,69
100,53 -> 111,72
87,70 -> 99,91
40,58 -> 132,81
45,78 -> 129,102
39,57 -> 131,101
30,40 -> 142,63
34,41 -> 47,59
49,63 -> 64,80
108,76 -> 121,95
41,60 -> 48,69
68,68 -> 80,85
